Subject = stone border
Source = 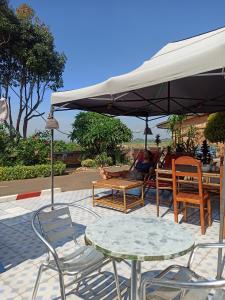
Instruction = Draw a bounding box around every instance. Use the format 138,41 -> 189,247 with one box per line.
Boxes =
0,188 -> 62,203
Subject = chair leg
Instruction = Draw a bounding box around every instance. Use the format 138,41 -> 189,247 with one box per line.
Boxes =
156,188 -> 160,217
112,260 -> 122,300
223,215 -> 225,239
207,197 -> 212,227
59,273 -> 66,300
174,200 -> 178,223
183,203 -> 187,222
200,203 -> 206,235
32,264 -> 44,300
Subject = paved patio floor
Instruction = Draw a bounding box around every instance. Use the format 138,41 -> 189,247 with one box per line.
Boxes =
0,189 -> 224,299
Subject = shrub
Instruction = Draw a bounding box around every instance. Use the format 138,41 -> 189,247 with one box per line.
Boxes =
0,161 -> 66,181
204,112 -> 225,143
94,152 -> 113,167
16,135 -> 50,166
81,159 -> 96,168
71,112 -> 132,164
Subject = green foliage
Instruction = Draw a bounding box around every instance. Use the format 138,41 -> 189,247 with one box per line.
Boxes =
0,161 -> 66,181
200,140 -> 211,164
81,159 -> 96,168
0,2 -> 66,138
0,128 -> 77,167
16,134 -> 50,165
175,126 -> 199,154
0,123 -> 17,166
168,115 -> 186,146
94,152 -> 113,167
54,140 -> 80,153
71,112 -> 132,163
183,126 -> 199,154
204,112 -> 225,143
0,0 -> 20,48
168,115 -> 186,132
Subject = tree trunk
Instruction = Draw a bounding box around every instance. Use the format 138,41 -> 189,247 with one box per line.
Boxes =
22,117 -> 28,138
7,96 -> 14,138
16,85 -> 24,134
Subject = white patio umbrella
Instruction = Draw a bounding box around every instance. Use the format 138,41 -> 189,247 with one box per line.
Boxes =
51,26 -> 225,278
52,27 -> 225,117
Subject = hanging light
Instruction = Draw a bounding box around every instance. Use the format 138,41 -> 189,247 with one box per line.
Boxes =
144,126 -> 152,135
45,114 -> 59,130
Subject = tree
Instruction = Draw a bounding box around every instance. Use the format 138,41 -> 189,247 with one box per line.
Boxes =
0,3 -> 66,138
200,140 -> 211,164
0,0 -> 19,47
70,112 -> 132,163
168,115 -> 186,146
204,112 -> 225,143
0,0 -> 21,138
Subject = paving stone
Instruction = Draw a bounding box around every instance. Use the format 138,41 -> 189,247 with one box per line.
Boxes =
0,189 -> 223,299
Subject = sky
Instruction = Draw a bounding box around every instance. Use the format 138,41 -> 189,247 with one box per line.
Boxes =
8,0 -> 225,141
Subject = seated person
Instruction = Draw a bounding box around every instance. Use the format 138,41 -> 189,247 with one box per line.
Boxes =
100,150 -> 154,180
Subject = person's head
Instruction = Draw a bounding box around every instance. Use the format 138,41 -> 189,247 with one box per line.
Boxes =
143,150 -> 153,161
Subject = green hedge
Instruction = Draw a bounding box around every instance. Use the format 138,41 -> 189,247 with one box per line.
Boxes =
81,159 -> 96,168
0,161 -> 66,181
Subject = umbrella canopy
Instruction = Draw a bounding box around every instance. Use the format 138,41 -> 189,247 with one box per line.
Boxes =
52,26 -> 225,117
51,27 -> 225,278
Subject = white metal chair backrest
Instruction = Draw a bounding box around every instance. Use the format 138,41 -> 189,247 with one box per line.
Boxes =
38,206 -> 76,249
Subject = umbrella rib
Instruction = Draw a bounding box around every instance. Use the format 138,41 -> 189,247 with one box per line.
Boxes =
172,96 -> 206,101
179,93 -> 225,112
170,98 -> 202,115
131,91 -> 168,114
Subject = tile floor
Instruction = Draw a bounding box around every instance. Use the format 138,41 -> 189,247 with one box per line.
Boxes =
0,189 -> 224,299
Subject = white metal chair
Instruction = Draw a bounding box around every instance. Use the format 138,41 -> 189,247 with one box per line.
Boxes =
31,203 -> 121,300
141,243 -> 225,300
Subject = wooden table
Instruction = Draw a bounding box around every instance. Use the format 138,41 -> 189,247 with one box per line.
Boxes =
155,167 -> 220,217
92,178 -> 144,213
155,168 -> 220,189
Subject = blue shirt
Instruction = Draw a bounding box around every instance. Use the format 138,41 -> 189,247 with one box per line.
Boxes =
135,161 -> 153,173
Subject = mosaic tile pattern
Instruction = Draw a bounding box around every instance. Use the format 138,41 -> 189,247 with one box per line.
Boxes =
86,215 -> 194,260
0,188 -> 224,299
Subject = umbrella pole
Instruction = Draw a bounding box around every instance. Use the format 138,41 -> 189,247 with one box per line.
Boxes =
217,146 -> 225,279
144,117 -> 148,150
50,127 -> 54,206
50,107 -> 55,207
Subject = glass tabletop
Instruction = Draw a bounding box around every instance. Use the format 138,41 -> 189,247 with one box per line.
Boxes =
85,215 -> 195,261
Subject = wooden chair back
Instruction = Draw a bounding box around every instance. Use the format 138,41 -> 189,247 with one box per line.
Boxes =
172,156 -> 203,199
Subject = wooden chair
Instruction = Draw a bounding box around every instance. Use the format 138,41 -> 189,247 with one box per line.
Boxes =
143,150 -> 165,197
146,153 -> 180,217
172,156 -> 212,235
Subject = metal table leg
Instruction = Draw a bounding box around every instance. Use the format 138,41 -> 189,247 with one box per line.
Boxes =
131,261 -> 141,300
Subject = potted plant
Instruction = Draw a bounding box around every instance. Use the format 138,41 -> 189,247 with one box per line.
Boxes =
200,140 -> 211,171
155,134 -> 161,148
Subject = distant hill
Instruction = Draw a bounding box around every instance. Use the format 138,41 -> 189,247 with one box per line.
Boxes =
132,138 -> 171,143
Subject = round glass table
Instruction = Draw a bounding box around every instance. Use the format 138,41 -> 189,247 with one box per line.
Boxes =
85,215 -> 195,300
